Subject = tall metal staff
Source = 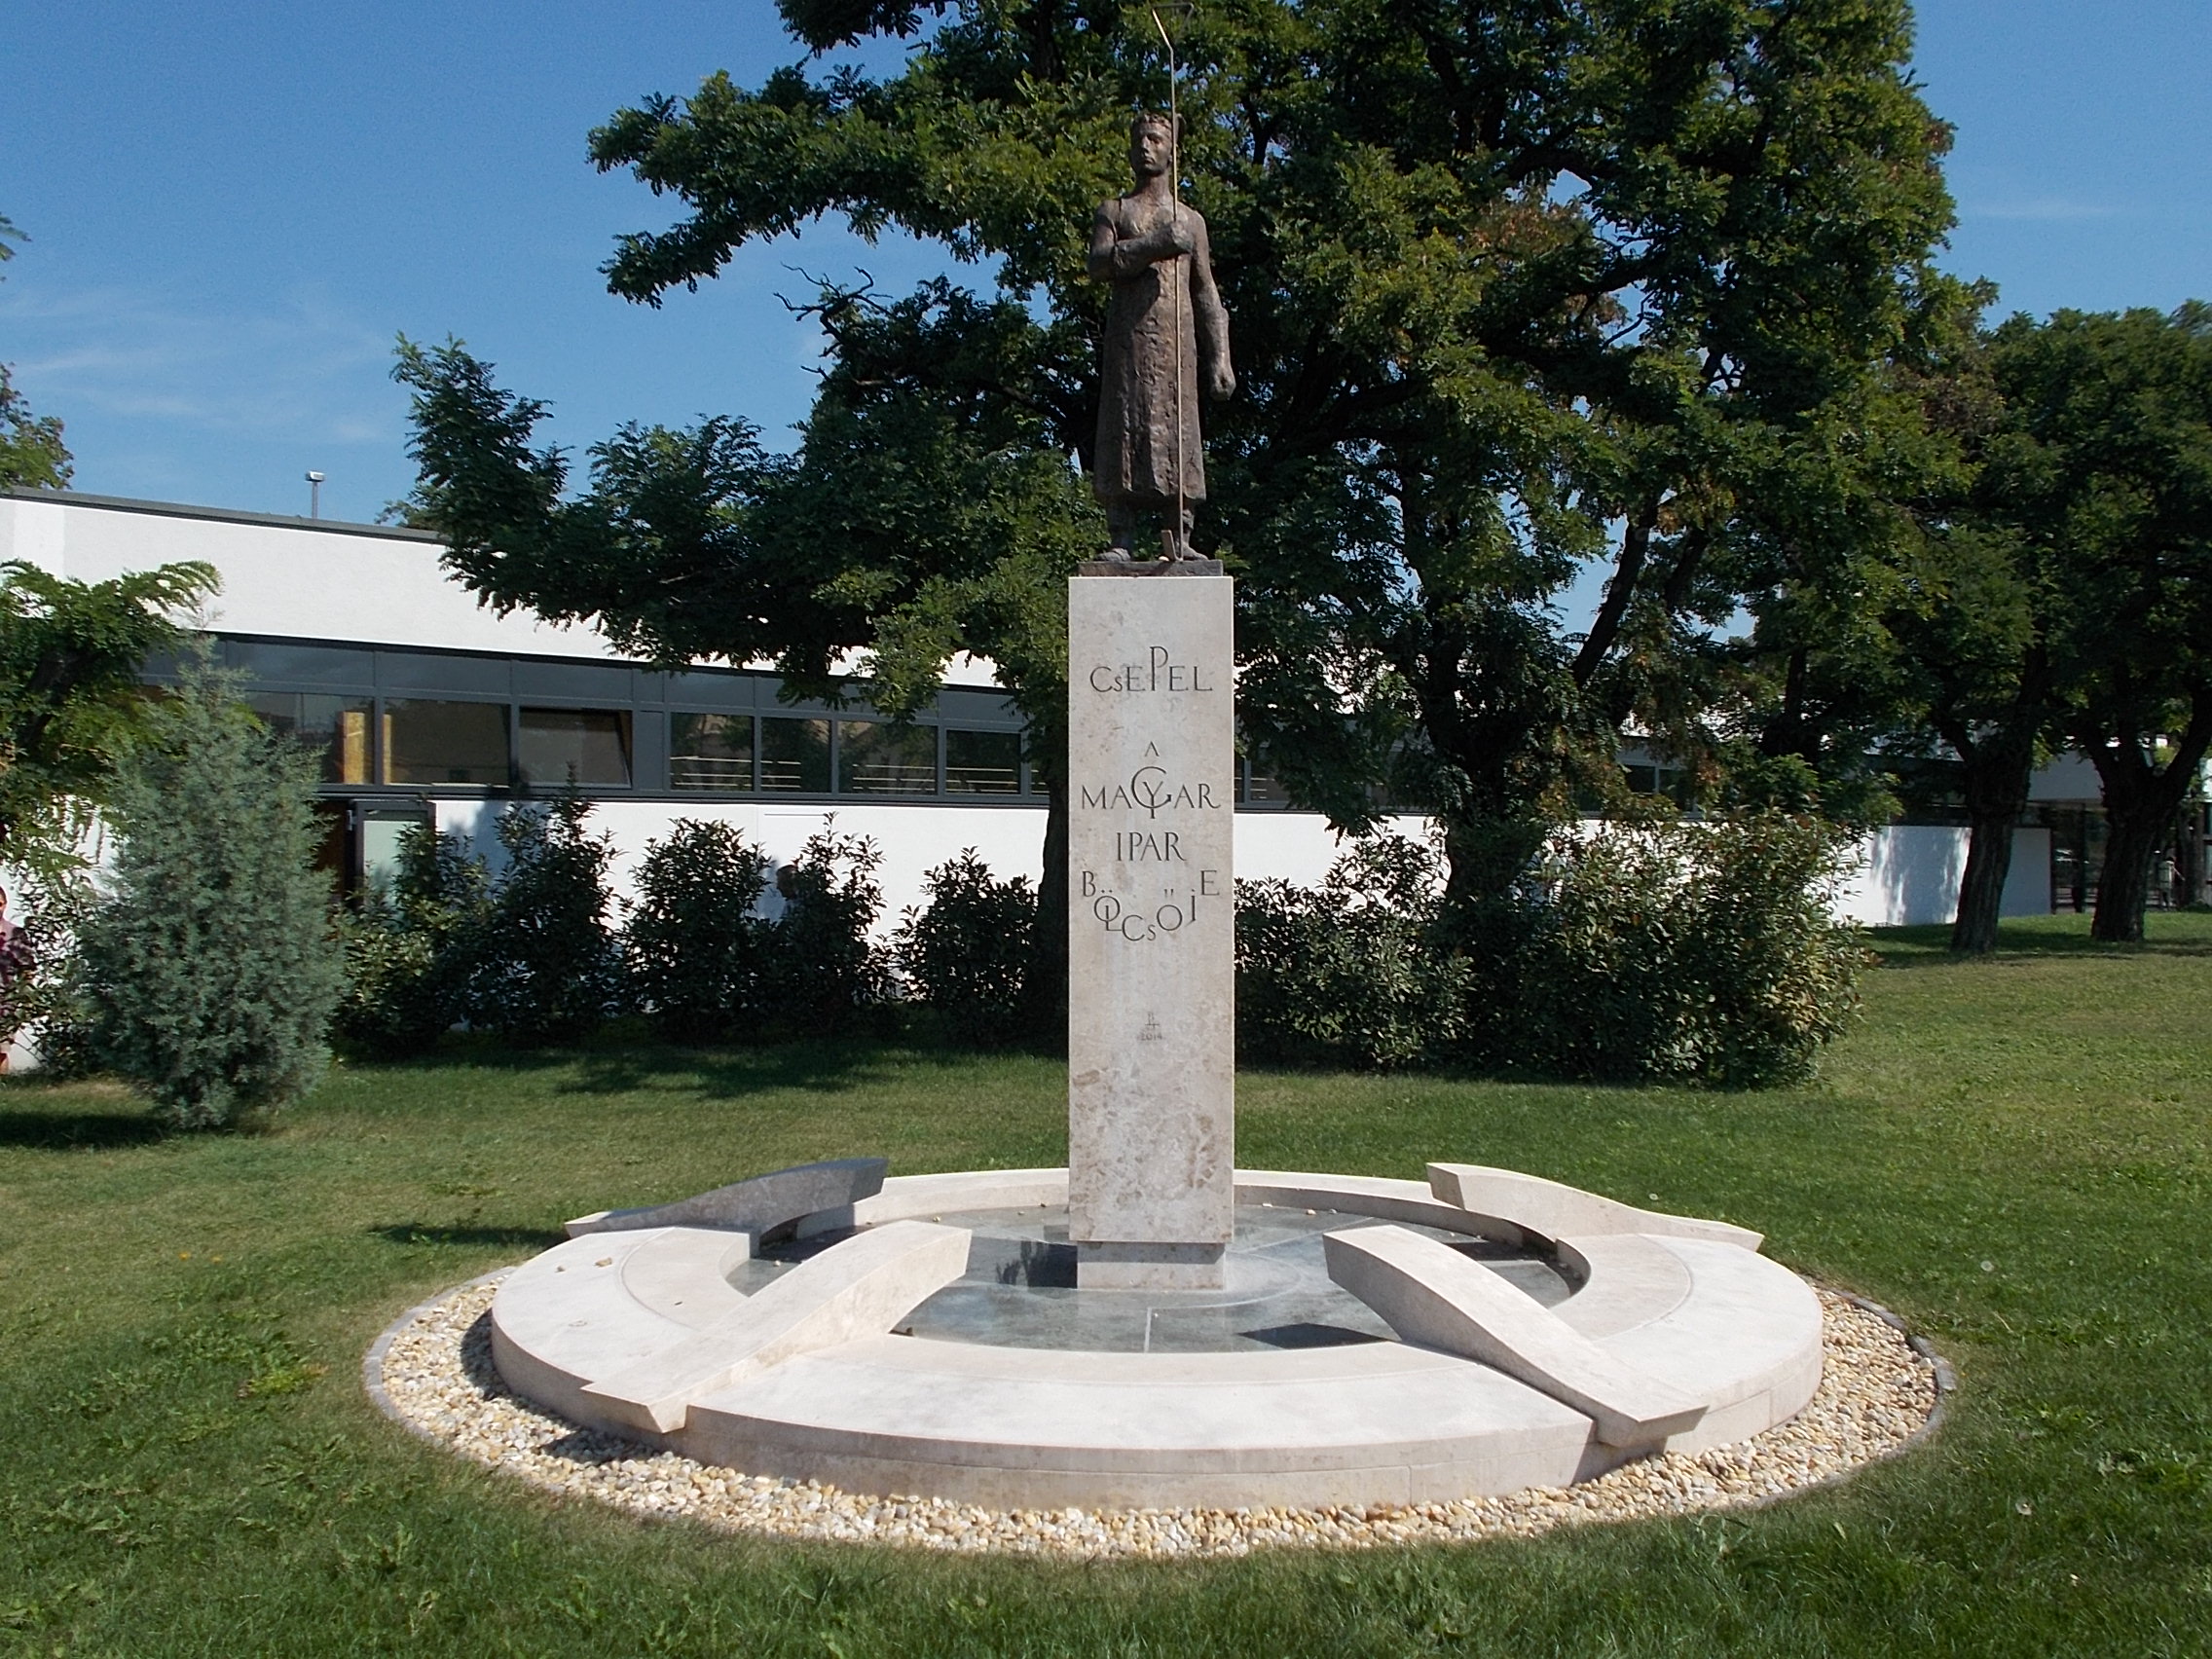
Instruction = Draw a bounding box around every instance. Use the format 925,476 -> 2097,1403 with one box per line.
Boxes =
1152,7 -> 1186,559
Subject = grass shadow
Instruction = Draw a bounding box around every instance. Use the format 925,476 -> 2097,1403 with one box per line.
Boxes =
364,1038 -> 1056,1104
1870,916 -> 2212,968
370,1222 -> 567,1250
343,1033 -> 992,1101
563,1041 -> 905,1099
0,1106 -> 166,1151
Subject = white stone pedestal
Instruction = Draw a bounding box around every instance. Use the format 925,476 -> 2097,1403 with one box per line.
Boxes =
1066,564 -> 1235,1289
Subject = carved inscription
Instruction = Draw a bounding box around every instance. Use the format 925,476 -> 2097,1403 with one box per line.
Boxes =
1088,645 -> 1215,695
1067,575 -> 1235,1267
1080,866 -> 1224,940
1077,654 -> 1229,946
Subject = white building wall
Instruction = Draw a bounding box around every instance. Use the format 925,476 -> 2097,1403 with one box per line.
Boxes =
1,492 -> 617,660
1831,825 -> 2051,927
428,802 -> 1432,926
424,798 -> 2046,935
0,492 -> 1003,688
430,797 -> 1052,927
2,491 -> 2064,939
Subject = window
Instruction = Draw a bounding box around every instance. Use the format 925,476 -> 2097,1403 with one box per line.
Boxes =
245,692 -> 371,785
358,808 -> 432,892
758,717 -> 831,793
670,712 -> 754,792
384,699 -> 509,786
837,719 -> 938,795
944,728 -> 1021,794
519,707 -> 631,789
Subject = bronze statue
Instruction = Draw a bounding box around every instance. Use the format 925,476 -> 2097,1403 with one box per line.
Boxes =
1088,112 -> 1234,561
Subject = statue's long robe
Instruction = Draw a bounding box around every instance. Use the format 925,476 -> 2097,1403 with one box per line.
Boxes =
1090,196 -> 1230,506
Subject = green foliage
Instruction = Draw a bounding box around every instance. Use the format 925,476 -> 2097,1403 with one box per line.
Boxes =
0,561 -> 220,884
894,848 -> 1035,1046
0,868 -> 88,1066
333,815 -> 896,1051
762,824 -> 892,1036
1979,305 -> 2212,941
0,365 -> 70,494
467,799 -> 624,1045
623,819 -> 773,1042
72,667 -> 346,1128
1488,814 -> 1867,1088
394,0 -> 1964,1018
1864,299 -> 2053,953
1236,835 -> 1471,1071
1238,815 -> 1862,1087
576,0 -> 1957,892
0,216 -> 73,494
334,825 -> 490,1058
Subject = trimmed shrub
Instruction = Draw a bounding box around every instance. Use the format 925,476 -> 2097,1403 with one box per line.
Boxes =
895,848 -> 1035,1046
467,798 -> 623,1045
334,823 -> 489,1058
762,825 -> 892,1036
74,669 -> 346,1128
1236,835 -> 1472,1071
1235,814 -> 1863,1088
1465,812 -> 1866,1088
624,819 -> 774,1042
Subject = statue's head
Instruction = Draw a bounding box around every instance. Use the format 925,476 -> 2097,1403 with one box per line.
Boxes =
1128,112 -> 1177,177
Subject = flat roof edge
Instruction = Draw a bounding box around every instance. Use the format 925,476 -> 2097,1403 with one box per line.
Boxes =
2,488 -> 446,544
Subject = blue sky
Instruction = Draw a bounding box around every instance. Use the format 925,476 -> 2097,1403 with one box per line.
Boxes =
4,1 -> 2209,525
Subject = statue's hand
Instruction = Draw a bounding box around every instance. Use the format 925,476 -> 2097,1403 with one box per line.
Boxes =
1208,362 -> 1236,402
1162,210 -> 1198,258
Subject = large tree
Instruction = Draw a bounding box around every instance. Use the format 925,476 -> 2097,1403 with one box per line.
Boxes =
1892,518 -> 2055,953
1868,296 -> 2057,955
0,562 -> 219,883
1976,305 -> 2212,942
399,0 -> 1957,956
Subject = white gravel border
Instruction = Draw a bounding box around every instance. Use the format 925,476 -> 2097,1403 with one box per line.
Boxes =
363,1272 -> 1946,1559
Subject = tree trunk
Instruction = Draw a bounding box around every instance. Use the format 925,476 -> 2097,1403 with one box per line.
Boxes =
2081,715 -> 2212,943
2092,801 -> 2162,942
1439,812 -> 1552,915
1948,729 -> 2038,955
1951,808 -> 2021,954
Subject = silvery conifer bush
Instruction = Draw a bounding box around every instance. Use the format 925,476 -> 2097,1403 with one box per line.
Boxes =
894,848 -> 1035,1046
623,819 -> 773,1042
76,666 -> 346,1129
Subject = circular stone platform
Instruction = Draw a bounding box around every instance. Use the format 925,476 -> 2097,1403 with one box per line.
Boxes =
467,1165 -> 1860,1513
370,1276 -> 1940,1557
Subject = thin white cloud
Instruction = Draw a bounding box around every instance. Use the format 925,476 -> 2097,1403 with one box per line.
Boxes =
0,280 -> 397,447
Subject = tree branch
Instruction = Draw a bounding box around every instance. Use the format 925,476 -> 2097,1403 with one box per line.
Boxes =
1572,501 -> 1657,686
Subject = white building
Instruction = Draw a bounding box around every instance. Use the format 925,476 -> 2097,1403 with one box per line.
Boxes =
0,487 -> 2072,927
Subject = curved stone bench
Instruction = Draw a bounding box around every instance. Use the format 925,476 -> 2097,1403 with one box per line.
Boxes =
489,1163 -> 1824,1509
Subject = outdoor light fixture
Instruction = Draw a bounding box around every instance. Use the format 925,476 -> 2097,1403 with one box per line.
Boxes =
305,470 -> 325,519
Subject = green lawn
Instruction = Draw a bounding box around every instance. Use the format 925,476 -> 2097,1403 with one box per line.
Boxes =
2,912 -> 2208,1657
